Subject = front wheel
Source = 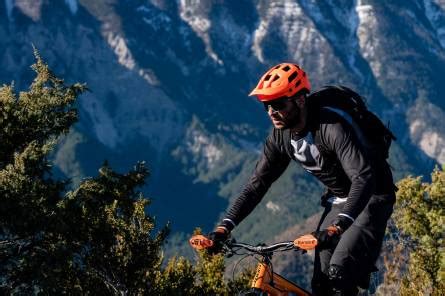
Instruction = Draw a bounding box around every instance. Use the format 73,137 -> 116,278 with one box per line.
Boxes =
238,288 -> 268,295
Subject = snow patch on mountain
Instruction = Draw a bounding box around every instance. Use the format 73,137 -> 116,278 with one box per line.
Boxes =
298,0 -> 331,38
408,99 -> 445,164
82,97 -> 120,149
105,31 -> 162,85
410,122 -> 445,164
14,0 -> 42,21
266,201 -> 281,213
148,0 -> 170,11
81,86 -> 182,152
299,0 -> 363,79
179,0 -> 223,65
5,0 -> 13,20
345,0 -> 362,77
64,0 -> 78,14
251,19 -> 267,63
187,130 -> 223,170
106,33 -> 136,71
210,8 -> 253,66
356,2 -> 381,78
252,0 -> 324,64
424,0 -> 445,49
419,131 -> 445,163
138,69 -> 160,85
138,3 -> 172,31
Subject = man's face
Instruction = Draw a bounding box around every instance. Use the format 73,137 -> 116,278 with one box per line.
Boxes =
264,97 -> 302,129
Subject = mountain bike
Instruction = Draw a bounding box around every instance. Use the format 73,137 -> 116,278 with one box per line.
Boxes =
189,234 -> 318,295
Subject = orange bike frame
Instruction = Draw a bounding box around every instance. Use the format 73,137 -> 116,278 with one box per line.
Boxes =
251,262 -> 312,296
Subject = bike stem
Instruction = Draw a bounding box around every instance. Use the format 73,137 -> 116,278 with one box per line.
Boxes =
263,253 -> 275,287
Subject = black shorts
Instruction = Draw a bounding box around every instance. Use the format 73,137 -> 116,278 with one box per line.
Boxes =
312,193 -> 395,294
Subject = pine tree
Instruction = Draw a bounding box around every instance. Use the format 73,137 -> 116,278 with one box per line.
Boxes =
0,50 -> 84,293
381,167 -> 445,295
0,52 -> 168,294
155,247 -> 254,295
0,52 -> 252,295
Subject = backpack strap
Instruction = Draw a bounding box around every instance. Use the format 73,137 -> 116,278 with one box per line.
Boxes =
322,106 -> 371,149
311,125 -> 330,157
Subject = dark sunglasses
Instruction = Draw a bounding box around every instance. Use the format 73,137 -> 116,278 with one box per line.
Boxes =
263,98 -> 293,112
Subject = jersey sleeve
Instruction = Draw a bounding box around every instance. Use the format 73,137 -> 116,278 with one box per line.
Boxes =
321,118 -> 376,221
220,130 -> 291,231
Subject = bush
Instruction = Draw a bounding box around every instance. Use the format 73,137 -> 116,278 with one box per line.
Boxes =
380,167 -> 445,295
0,52 -> 251,295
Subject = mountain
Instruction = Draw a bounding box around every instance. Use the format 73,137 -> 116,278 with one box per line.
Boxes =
1,0 -> 443,263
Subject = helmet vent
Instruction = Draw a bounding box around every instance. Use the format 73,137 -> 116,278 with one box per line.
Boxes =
249,63 -> 310,100
288,71 -> 298,83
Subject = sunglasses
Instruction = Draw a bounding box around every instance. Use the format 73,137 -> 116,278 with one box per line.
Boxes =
263,98 -> 293,112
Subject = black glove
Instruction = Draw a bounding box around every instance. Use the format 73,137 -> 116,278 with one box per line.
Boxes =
207,227 -> 230,254
331,215 -> 354,233
312,225 -> 341,250
312,215 -> 354,250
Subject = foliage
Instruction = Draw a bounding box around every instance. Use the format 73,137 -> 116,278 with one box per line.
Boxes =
154,228 -> 253,295
382,167 -> 445,295
0,51 -> 168,294
0,50 -> 86,293
0,53 -> 252,294
155,250 -> 254,295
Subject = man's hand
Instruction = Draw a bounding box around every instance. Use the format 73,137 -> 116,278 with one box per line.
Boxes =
312,225 -> 341,250
207,226 -> 230,254
312,215 -> 354,250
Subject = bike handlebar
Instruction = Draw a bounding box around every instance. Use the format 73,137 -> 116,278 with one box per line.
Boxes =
225,240 -> 297,255
189,233 -> 317,254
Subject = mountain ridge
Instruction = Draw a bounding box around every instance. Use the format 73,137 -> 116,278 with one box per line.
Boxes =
0,0 -> 441,239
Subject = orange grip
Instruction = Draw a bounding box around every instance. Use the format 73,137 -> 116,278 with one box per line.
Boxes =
294,234 -> 318,251
189,234 -> 214,250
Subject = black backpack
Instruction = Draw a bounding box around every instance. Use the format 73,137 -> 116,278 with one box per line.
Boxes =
308,85 -> 396,160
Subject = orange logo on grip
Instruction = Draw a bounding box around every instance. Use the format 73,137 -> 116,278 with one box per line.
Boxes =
294,234 -> 318,251
189,235 -> 214,250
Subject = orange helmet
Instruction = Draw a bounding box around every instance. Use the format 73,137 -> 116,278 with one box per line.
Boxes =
249,63 -> 311,102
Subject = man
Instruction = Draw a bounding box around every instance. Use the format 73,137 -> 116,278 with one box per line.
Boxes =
209,63 -> 396,295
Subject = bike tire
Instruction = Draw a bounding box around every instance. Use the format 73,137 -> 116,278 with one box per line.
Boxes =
238,288 -> 268,295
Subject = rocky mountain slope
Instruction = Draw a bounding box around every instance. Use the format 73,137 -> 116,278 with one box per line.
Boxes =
1,1 -> 443,260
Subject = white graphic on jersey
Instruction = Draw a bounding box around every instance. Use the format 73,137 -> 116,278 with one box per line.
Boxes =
291,133 -> 322,171
292,133 -> 348,205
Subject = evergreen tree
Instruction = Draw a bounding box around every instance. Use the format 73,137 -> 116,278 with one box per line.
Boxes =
155,247 -> 253,295
0,52 -> 169,294
0,50 -> 84,293
0,53 -> 251,295
380,167 -> 445,295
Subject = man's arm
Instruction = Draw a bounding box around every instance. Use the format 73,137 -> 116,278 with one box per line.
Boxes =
218,130 -> 291,232
322,118 -> 376,227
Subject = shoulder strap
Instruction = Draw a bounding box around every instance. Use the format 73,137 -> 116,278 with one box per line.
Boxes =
322,106 -> 371,148
282,129 -> 294,158
311,126 -> 330,156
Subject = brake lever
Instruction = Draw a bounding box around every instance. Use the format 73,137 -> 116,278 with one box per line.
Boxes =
223,238 -> 236,258
225,252 -> 234,258
226,237 -> 237,245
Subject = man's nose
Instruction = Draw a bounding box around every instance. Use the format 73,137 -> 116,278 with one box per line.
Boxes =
267,106 -> 279,115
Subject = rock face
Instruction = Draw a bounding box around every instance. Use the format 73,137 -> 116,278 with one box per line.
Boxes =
0,0 -> 443,236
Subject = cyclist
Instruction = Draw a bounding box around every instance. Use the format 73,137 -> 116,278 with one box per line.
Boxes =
209,63 -> 396,295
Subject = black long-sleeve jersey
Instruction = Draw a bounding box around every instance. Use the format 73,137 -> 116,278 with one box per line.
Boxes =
220,107 -> 395,231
